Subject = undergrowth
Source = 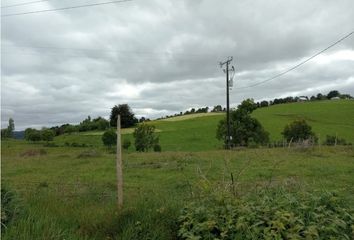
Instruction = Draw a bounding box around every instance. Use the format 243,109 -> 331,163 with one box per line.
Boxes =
178,188 -> 354,239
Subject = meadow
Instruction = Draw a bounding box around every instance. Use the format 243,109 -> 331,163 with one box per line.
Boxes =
1,100 -> 354,239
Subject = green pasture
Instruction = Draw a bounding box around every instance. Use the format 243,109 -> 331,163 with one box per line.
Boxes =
53,100 -> 354,152
1,138 -> 354,239
2,100 -> 354,239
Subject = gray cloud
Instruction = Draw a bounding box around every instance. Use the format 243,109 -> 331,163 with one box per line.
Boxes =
1,0 -> 354,130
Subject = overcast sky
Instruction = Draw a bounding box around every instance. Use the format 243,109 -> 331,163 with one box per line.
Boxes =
1,0 -> 354,130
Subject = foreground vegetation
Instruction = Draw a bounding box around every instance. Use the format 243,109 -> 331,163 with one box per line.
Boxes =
2,100 -> 354,239
1,138 -> 354,239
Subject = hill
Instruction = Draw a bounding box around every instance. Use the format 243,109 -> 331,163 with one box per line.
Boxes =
252,99 -> 354,142
53,100 -> 354,151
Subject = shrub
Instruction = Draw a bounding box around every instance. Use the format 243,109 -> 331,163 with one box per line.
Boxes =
24,128 -> 41,142
178,190 -> 354,240
153,144 -> 162,152
324,135 -> 347,146
41,129 -> 55,142
102,129 -> 117,148
216,99 -> 269,147
1,187 -> 21,228
133,124 -> 159,152
122,139 -> 131,150
282,119 -> 316,142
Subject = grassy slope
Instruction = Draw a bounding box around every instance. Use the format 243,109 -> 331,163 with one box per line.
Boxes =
253,100 -> 354,142
53,100 -> 354,152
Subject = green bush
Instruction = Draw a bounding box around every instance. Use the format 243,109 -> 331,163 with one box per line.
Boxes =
217,99 -> 269,147
153,144 -> 162,152
133,124 -> 159,152
122,139 -> 131,150
102,129 -> 117,148
282,119 -> 317,142
324,135 -> 347,146
178,190 -> 354,239
1,187 -> 21,229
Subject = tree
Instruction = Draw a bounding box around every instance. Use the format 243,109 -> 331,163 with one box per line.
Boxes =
327,90 -> 340,99
41,129 -> 55,142
212,105 -> 222,112
24,128 -> 41,142
282,119 -> 316,142
102,129 -> 117,148
260,101 -> 269,107
7,118 -> 14,138
110,104 -> 138,128
133,123 -> 159,152
216,99 -> 269,147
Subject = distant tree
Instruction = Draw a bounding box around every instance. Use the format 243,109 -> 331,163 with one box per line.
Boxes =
139,117 -> 146,123
260,101 -> 269,107
133,123 -> 159,152
110,104 -> 138,128
102,129 -> 117,148
216,99 -> 269,147
212,105 -> 223,112
316,93 -> 326,100
310,95 -> 316,101
282,119 -> 316,142
41,129 -> 55,142
24,128 -> 41,142
7,118 -> 14,138
93,117 -> 109,130
327,90 -> 340,99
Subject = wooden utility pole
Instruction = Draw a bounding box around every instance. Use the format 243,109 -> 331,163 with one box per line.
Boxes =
116,114 -> 123,207
220,57 -> 235,149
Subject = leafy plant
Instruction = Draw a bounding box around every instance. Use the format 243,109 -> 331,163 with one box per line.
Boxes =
122,139 -> 131,150
282,119 -> 317,142
102,129 -> 117,148
178,190 -> 354,239
133,124 -> 159,152
217,99 -> 269,147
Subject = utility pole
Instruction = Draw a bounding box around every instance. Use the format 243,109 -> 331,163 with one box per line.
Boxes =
116,114 -> 123,208
220,57 -> 235,149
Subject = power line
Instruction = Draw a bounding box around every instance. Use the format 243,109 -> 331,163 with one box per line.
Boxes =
1,0 -> 133,17
237,31 -> 354,90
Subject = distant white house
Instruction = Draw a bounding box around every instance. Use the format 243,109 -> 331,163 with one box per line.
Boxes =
298,96 -> 308,102
330,97 -> 340,100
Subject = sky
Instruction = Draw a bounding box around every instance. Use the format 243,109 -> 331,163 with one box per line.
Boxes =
1,0 -> 354,130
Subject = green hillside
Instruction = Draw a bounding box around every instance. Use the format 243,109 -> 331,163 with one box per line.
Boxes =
253,100 -> 354,142
54,100 -> 354,151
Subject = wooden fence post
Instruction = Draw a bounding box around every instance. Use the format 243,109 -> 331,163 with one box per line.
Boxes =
116,114 -> 123,208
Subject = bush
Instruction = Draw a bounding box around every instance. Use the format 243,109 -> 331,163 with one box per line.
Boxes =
41,129 -> 55,142
324,135 -> 347,146
216,99 -> 269,147
282,119 -> 316,142
178,190 -> 354,240
102,129 -> 117,148
1,187 -> 21,228
24,128 -> 41,142
153,144 -> 162,152
133,124 -> 159,152
122,139 -> 131,150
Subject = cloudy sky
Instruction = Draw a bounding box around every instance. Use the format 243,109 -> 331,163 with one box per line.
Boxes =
1,0 -> 354,130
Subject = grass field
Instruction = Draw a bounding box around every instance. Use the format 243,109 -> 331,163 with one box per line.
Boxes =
53,100 -> 354,152
1,100 -> 354,239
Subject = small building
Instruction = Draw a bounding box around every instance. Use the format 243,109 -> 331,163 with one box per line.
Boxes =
298,96 -> 308,102
330,97 -> 340,100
